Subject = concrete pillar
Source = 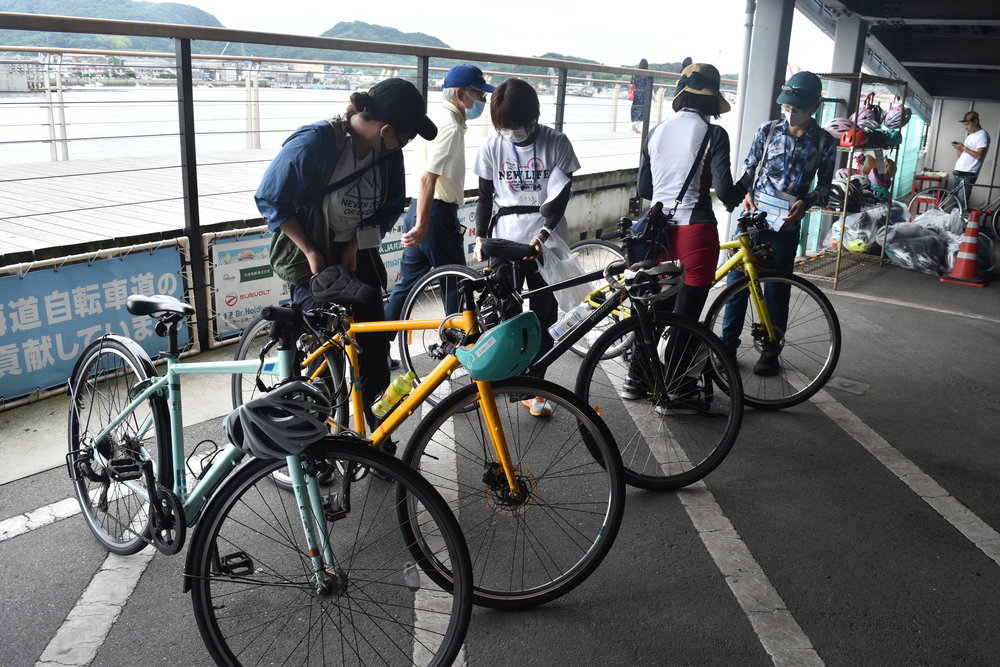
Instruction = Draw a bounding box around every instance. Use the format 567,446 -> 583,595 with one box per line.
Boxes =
734,0 -> 794,181
828,17 -> 867,117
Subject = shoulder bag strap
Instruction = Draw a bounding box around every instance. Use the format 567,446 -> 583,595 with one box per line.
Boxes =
752,120 -> 779,191
667,122 -> 714,217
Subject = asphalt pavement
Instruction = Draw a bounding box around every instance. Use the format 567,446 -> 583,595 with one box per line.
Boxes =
3,259 -> 1000,666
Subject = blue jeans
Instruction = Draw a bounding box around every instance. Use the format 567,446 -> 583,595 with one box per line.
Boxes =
385,200 -> 466,333
720,228 -> 798,351
953,170 -> 978,209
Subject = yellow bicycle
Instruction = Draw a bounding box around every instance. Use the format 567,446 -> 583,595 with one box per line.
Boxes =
703,211 -> 841,409
232,263 -> 626,610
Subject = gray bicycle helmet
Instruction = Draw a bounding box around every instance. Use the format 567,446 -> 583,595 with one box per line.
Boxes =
224,380 -> 331,459
625,259 -> 684,301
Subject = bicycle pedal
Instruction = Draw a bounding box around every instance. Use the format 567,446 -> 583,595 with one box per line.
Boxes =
323,495 -> 348,522
106,457 -> 143,481
219,551 -> 254,577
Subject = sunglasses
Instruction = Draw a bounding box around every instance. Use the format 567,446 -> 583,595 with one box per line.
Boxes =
780,85 -> 811,96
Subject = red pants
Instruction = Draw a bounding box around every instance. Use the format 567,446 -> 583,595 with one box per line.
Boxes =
660,222 -> 719,286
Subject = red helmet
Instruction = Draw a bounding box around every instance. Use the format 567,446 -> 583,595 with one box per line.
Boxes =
840,128 -> 869,147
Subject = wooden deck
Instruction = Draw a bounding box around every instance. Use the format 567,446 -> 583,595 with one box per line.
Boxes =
0,149 -> 271,258
0,133 -> 642,262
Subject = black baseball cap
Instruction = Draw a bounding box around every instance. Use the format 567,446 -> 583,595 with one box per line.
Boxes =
960,111 -> 980,123
366,78 -> 437,141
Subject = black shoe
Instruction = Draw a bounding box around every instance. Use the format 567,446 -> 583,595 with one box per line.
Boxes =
389,358 -> 401,371
752,353 -> 780,377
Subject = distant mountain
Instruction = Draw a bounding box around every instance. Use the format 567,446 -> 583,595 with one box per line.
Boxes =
0,2 -> 726,83
0,0 -> 223,52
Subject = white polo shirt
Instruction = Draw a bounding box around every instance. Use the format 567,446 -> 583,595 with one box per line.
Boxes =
418,101 -> 467,204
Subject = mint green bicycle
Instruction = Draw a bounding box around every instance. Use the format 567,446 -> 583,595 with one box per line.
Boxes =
66,293 -> 472,666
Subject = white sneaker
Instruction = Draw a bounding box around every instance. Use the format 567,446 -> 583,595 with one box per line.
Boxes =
522,396 -> 555,417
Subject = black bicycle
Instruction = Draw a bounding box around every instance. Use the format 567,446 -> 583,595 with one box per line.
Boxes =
398,212 -> 744,491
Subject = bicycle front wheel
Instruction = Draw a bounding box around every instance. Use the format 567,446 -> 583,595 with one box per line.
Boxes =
907,186 -> 963,220
576,315 -> 743,491
568,239 -> 629,358
188,439 -> 473,667
704,272 -> 841,410
398,264 -> 481,408
401,376 -> 625,610
67,336 -> 170,554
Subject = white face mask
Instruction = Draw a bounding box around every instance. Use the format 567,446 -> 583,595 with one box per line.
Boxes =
499,127 -> 532,143
782,107 -> 812,126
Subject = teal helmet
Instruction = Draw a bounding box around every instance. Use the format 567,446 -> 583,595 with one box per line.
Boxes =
870,184 -> 891,201
886,129 -> 903,147
455,312 -> 540,381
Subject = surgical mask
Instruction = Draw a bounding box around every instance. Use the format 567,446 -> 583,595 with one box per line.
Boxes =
466,99 -> 485,120
500,126 -> 532,143
782,108 -> 812,126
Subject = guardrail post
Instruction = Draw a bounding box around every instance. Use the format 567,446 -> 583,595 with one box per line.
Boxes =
175,37 -> 209,350
640,74 -> 654,140
416,55 -> 429,102
554,68 -> 567,133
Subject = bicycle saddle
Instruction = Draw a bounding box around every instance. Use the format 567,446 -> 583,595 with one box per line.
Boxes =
126,294 -> 195,318
309,265 -> 380,306
481,238 -> 538,261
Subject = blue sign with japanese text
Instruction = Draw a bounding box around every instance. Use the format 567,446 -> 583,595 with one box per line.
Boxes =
0,247 -> 187,402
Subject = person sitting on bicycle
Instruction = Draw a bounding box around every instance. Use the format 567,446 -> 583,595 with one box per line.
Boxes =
473,78 -> 581,417
629,62 -> 745,411
256,78 -> 436,426
722,70 -> 835,376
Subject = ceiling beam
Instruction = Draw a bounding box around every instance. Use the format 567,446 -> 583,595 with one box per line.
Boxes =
879,32 -> 1000,67
840,0 -> 1000,23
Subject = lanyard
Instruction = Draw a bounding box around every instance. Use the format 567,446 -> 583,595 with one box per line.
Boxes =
509,140 -> 538,191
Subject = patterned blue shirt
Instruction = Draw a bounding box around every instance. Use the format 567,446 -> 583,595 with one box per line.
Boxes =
745,118 -> 836,213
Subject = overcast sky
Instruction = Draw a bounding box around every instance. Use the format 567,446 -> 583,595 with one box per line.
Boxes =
175,0 -> 833,75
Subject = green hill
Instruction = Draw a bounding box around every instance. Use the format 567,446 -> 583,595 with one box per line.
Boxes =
0,1 -> 732,82
0,0 -> 223,51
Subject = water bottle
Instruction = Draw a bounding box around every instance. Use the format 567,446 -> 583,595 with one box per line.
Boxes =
548,304 -> 590,340
371,370 -> 416,419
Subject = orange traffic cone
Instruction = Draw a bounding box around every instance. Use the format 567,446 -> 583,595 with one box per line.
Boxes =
941,208 -> 988,286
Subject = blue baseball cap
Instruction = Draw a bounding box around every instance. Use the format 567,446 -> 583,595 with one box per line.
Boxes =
442,64 -> 495,93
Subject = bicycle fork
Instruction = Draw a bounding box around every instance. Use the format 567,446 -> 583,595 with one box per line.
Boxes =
286,455 -> 344,594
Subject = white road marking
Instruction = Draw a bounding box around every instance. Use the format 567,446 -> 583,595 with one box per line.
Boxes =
829,291 -> 1000,325
600,359 -> 824,666
809,387 -> 1000,566
0,498 -> 80,543
679,484 -> 824,667
36,508 -> 153,667
413,384 -> 467,666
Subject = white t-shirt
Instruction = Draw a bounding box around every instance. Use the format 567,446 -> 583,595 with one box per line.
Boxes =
955,128 -> 990,173
419,101 -> 467,204
473,125 -> 581,245
645,109 -> 712,225
323,131 -> 379,242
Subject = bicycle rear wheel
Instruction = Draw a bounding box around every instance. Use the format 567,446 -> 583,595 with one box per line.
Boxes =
67,336 -> 170,554
704,272 -> 841,410
398,264 -> 481,408
401,377 -> 625,610
188,439 -> 473,667
576,315 -> 743,491
231,313 -> 350,488
907,186 -> 963,220
568,239 -> 629,358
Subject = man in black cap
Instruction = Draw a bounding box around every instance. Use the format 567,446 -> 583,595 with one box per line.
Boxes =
257,78 -> 435,426
951,111 -> 990,207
